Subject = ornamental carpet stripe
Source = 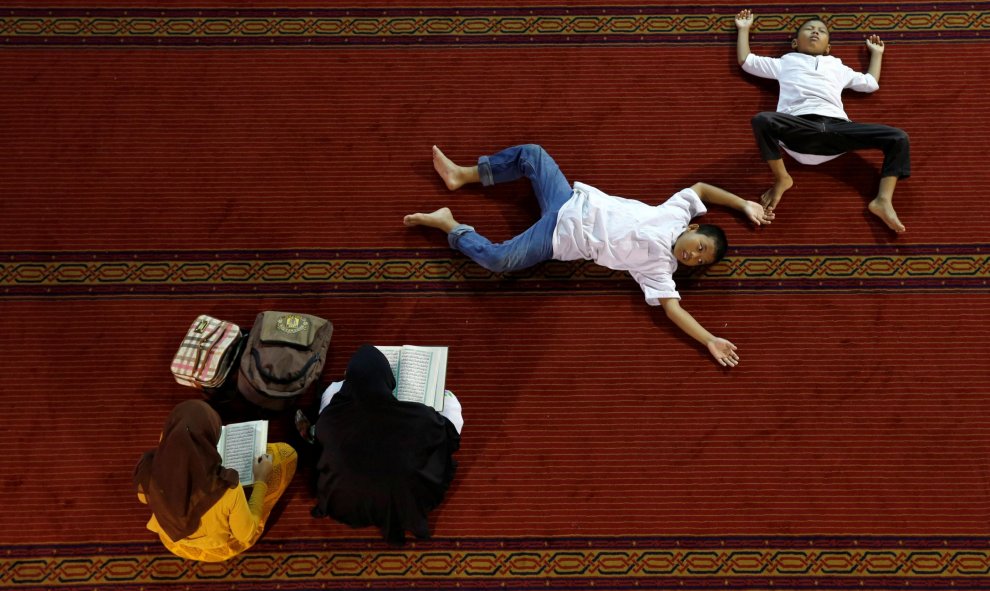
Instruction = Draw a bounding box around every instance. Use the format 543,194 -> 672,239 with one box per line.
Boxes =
1,2 -> 989,590
5,537 -> 990,589
1,3 -> 988,46
1,245 -> 989,297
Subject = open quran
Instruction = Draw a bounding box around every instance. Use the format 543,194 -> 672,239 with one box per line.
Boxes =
216,420 -> 268,487
374,345 -> 448,412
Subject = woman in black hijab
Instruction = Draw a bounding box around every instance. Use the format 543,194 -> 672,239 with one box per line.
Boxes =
309,344 -> 461,544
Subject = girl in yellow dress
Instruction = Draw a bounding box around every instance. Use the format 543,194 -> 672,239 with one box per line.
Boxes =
134,400 -> 296,562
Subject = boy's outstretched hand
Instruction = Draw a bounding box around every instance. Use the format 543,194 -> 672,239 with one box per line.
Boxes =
708,338 -> 739,367
866,34 -> 885,53
735,9 -> 754,29
743,201 -> 774,225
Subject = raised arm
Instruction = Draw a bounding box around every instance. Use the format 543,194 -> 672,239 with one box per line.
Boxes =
660,298 -> 739,367
691,182 -> 774,225
865,34 -> 884,82
735,9 -> 754,65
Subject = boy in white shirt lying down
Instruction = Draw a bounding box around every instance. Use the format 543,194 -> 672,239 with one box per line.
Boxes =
404,144 -> 773,367
735,9 -> 910,233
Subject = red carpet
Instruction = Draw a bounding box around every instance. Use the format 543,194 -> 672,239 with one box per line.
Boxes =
1,2 -> 989,589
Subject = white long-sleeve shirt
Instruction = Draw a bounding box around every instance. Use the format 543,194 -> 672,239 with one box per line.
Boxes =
742,52 -> 879,121
552,182 -> 705,303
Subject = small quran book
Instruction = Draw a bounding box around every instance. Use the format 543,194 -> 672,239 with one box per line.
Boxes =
216,420 -> 268,487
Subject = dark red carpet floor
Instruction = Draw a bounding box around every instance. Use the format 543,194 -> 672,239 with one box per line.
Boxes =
1,2 -> 989,589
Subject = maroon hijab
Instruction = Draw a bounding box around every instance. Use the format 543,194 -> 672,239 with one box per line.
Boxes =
133,400 -> 239,541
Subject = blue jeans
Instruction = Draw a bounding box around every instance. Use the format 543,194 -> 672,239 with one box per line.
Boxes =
448,144 -> 574,273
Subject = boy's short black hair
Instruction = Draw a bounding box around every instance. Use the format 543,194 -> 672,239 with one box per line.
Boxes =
696,224 -> 728,263
795,16 -> 828,36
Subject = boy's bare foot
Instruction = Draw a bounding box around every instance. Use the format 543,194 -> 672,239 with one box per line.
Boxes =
433,146 -> 469,191
868,197 -> 906,233
403,207 -> 459,233
760,175 -> 793,212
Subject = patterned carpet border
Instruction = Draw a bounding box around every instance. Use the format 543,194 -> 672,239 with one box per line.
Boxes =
1,246 -> 987,298
4,537 -> 990,589
1,3 -> 988,47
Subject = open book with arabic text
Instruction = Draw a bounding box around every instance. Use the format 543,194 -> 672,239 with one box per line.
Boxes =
375,345 -> 447,411
216,420 -> 268,487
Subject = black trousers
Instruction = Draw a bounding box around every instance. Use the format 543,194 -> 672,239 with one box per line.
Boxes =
751,112 -> 911,179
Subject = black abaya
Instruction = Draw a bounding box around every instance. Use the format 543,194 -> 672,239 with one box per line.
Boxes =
311,345 -> 460,544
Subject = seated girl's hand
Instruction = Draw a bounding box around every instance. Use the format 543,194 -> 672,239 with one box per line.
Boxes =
253,453 -> 273,483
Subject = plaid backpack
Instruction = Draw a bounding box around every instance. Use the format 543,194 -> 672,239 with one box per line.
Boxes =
170,315 -> 243,391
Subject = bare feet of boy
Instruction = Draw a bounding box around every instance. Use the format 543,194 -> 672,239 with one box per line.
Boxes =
433,146 -> 470,190
868,197 -> 906,233
403,207 -> 459,232
760,175 -> 793,212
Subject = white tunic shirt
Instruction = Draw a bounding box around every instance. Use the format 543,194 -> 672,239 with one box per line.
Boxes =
552,182 -> 706,304
742,52 -> 878,121
742,52 -> 879,164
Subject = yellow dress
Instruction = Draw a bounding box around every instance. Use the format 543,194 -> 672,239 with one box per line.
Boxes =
138,442 -> 296,562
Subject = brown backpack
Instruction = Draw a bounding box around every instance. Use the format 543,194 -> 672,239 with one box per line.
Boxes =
237,311 -> 333,411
